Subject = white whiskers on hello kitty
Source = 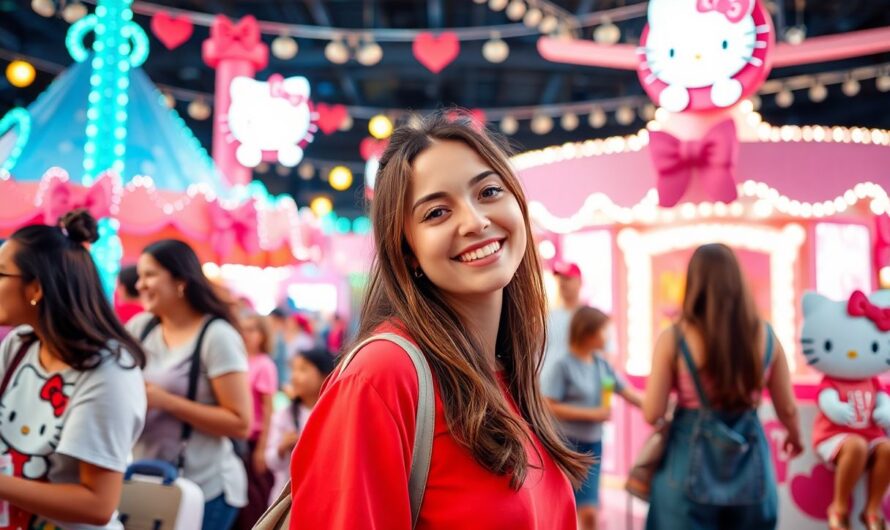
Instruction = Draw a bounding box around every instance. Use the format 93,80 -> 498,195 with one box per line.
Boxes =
640,0 -> 770,111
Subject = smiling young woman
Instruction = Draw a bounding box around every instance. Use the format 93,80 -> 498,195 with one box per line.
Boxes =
288,111 -> 589,530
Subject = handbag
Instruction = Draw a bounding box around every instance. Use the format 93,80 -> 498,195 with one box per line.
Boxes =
252,332 -> 436,530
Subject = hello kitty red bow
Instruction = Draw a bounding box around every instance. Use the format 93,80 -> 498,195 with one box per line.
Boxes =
40,375 -> 68,418
696,0 -> 752,23
848,290 -> 890,332
268,74 -> 307,107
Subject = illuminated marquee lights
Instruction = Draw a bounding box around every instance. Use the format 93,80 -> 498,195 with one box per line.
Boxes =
0,108 -> 32,173
616,223 -> 805,377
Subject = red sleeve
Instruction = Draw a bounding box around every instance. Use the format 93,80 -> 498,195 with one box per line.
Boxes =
817,375 -> 834,395
289,339 -> 419,530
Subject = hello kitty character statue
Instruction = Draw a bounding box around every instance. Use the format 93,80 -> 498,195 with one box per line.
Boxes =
226,74 -> 318,169
638,0 -> 773,112
801,290 -> 890,527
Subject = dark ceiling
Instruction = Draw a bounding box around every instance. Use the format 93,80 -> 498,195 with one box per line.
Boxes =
1,0 -> 889,218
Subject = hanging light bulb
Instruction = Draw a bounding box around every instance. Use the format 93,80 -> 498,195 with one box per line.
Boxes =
523,8 -> 543,27
356,37 -> 383,66
775,88 -> 794,108
272,35 -> 299,60
877,72 -> 890,93
187,98 -> 212,120
325,39 -> 350,64
298,162 -> 315,180
256,162 -> 270,174
530,114 -> 553,135
560,112 -> 579,131
842,77 -> 860,97
275,164 -> 290,177
499,115 -> 518,135
31,0 -> 55,17
328,166 -> 354,191
784,25 -> 806,45
310,196 -> 334,217
749,94 -> 762,110
808,82 -> 827,102
162,91 -> 176,109
488,0 -> 508,11
339,115 -> 354,131
588,107 -> 607,128
506,0 -> 527,21
639,103 -> 656,121
61,1 -> 88,23
6,60 -> 36,88
615,105 -> 635,125
482,33 -> 510,63
538,15 -> 559,34
369,114 -> 394,139
594,20 -> 621,44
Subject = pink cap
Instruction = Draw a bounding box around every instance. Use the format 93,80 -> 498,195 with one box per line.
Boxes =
553,262 -> 581,279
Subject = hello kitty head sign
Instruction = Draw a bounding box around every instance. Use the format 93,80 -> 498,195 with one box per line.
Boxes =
638,0 -> 775,112
225,73 -> 318,169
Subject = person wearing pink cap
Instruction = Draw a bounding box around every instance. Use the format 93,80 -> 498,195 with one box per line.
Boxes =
541,262 -> 584,382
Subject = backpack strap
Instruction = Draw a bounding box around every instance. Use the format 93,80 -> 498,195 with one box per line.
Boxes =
763,322 -> 774,376
139,316 -> 161,342
0,335 -> 36,397
677,330 -> 711,410
177,316 -> 220,469
338,332 -> 434,530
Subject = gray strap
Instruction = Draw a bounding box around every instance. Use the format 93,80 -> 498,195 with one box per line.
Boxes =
339,333 -> 434,529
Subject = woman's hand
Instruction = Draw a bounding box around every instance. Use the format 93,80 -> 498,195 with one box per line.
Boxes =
782,430 -> 804,459
145,383 -> 172,411
588,406 -> 612,422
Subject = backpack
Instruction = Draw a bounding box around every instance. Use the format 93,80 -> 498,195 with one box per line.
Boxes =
253,332 -> 435,530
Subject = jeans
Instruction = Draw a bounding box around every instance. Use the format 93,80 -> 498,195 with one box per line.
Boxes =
203,494 -> 240,530
568,438 -> 602,508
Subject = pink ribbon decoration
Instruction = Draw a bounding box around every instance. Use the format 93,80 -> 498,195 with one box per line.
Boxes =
209,200 -> 261,258
40,374 -> 68,418
847,290 -> 890,332
202,15 -> 268,69
268,74 -> 308,107
696,0 -> 752,23
41,175 -> 115,225
648,119 -> 739,207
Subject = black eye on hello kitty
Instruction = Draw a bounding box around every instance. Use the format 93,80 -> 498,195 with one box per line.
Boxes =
872,341 -> 880,354
721,39 -> 728,50
669,48 -> 675,58
824,340 -> 833,352
39,425 -> 46,436
8,411 -> 15,422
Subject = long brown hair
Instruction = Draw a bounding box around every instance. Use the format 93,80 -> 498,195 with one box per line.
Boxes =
354,111 -> 589,488
681,243 -> 762,410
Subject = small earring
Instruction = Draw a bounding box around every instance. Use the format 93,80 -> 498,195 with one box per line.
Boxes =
413,268 -> 424,279
29,299 -> 38,306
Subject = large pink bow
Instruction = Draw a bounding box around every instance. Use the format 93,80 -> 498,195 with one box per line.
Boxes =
648,119 -> 739,208
268,74 -> 308,107
40,174 -> 115,224
848,290 -> 890,332
202,15 -> 268,69
209,200 -> 261,258
696,0 -> 752,23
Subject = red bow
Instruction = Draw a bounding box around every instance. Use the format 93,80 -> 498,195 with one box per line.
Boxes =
696,0 -> 752,23
39,172 -> 116,225
39,375 -> 68,418
648,119 -> 739,208
268,74 -> 308,107
202,15 -> 268,69
848,290 -> 890,332
209,200 -> 261,258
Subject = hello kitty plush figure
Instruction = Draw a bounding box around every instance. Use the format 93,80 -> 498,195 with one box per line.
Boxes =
802,290 -> 890,527
639,0 -> 773,112
226,74 -> 318,168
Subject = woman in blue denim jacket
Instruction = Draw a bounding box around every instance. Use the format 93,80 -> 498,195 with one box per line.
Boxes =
642,244 -> 804,530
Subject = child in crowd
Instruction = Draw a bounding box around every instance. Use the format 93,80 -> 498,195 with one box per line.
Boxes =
543,306 -> 642,530
235,313 -> 278,529
264,348 -> 335,503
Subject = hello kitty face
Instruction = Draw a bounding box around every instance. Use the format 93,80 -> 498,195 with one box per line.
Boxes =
801,291 -> 890,380
226,74 -> 317,168
637,0 -> 773,112
0,366 -> 67,457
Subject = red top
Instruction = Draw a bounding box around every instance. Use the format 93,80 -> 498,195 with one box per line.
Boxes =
813,375 -> 886,448
289,325 -> 576,530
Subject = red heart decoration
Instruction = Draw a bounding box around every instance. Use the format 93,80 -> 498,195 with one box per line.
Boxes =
360,137 -> 388,161
151,11 -> 194,51
790,464 -> 845,520
412,32 -> 460,74
315,104 -> 348,135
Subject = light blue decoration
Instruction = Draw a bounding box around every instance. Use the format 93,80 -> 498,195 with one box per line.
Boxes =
0,108 -> 31,173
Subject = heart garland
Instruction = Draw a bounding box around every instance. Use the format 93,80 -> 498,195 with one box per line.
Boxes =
151,11 -> 195,50
412,32 -> 460,74
315,104 -> 349,135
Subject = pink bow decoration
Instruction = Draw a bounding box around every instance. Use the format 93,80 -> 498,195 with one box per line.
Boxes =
209,200 -> 261,258
648,119 -> 739,207
40,174 -> 116,225
268,74 -> 308,107
848,290 -> 890,332
696,0 -> 753,23
202,15 -> 268,69
40,375 -> 68,418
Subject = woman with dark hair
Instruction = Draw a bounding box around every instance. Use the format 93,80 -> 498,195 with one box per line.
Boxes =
288,111 -> 588,529
127,239 -> 250,530
0,209 -> 146,529
643,244 -> 803,530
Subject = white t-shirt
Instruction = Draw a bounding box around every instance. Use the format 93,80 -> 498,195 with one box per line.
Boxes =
126,312 -> 248,507
0,327 -> 146,530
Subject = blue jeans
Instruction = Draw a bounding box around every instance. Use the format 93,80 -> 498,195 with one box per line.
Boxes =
203,494 -> 239,530
646,408 -> 777,530
569,438 -> 602,508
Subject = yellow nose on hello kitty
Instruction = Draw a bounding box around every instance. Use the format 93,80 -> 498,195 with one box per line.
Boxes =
20,426 -> 29,435
848,350 -> 858,359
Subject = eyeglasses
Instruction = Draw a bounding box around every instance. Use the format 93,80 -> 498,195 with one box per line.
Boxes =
0,272 -> 23,279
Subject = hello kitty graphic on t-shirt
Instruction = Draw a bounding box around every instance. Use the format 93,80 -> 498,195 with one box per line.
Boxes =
638,0 -> 773,112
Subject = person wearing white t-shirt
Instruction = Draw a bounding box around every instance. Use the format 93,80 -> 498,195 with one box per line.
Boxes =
541,262 -> 583,383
